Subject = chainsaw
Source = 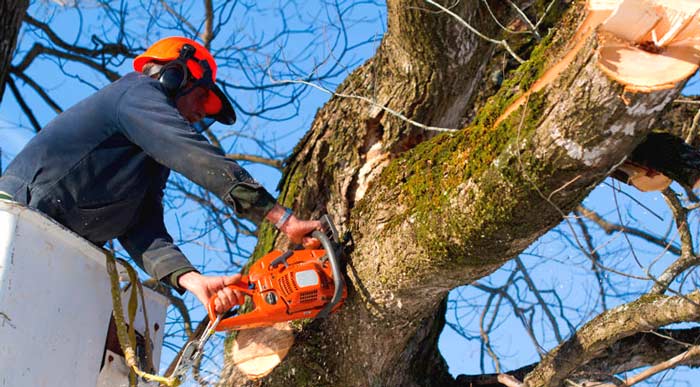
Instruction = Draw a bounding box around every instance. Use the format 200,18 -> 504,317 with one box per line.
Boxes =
170,215 -> 347,381
207,214 -> 347,331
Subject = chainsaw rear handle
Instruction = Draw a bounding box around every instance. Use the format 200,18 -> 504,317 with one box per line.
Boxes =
207,278 -> 253,319
314,215 -> 345,318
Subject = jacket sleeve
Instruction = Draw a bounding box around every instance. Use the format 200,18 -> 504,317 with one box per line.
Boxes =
115,76 -> 276,224
118,186 -> 196,293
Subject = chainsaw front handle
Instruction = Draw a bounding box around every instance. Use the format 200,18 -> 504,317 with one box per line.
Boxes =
314,215 -> 345,318
207,277 -> 253,320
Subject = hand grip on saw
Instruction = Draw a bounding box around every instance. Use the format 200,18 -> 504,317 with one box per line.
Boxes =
207,276 -> 253,318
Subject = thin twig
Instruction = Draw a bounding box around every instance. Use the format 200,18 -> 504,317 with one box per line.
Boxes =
270,77 -> 459,132
506,0 -> 540,39
534,0 -> 558,29
574,212 -> 609,310
481,0 -> 527,35
577,206 -> 682,256
515,257 -> 563,342
595,346 -> 700,387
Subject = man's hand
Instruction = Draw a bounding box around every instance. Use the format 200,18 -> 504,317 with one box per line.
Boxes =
281,216 -> 322,248
266,204 -> 323,248
178,271 -> 244,314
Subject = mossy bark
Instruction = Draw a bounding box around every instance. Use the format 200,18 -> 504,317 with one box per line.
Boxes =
222,1 -> 686,386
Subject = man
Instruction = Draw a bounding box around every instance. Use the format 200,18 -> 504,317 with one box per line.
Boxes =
0,37 -> 319,314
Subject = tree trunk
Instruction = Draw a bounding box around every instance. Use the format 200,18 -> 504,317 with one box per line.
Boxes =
0,0 -> 27,102
222,1 -> 687,385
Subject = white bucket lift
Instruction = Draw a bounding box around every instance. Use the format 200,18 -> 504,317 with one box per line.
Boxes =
0,200 -> 169,387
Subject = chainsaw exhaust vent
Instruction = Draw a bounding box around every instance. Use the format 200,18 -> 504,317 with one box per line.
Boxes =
299,290 -> 319,303
279,274 -> 297,296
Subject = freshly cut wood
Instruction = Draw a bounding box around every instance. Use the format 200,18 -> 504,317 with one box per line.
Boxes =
599,0 -> 659,42
595,0 -> 700,92
597,33 -> 700,92
231,323 -> 294,380
648,1 -> 700,46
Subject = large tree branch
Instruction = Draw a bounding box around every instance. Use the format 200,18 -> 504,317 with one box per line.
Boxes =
523,292 -> 700,387
455,327 -> 700,386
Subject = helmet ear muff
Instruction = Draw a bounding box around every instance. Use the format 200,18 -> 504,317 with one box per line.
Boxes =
158,44 -> 197,95
158,62 -> 188,95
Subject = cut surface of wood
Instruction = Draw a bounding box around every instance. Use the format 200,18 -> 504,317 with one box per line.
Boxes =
597,0 -> 700,92
231,323 -> 294,380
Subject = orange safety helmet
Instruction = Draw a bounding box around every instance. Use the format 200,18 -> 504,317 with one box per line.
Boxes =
133,37 -> 236,125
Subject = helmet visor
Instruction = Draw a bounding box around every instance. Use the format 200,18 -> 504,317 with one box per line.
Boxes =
204,83 -> 236,125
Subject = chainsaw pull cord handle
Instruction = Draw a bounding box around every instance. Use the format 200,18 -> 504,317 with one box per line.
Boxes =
206,278 -> 254,322
313,228 -> 345,319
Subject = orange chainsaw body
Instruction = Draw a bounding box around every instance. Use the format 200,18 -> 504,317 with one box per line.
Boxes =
210,247 -> 347,331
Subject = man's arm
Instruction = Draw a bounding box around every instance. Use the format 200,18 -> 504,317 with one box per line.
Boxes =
116,76 -> 276,224
117,76 -> 322,312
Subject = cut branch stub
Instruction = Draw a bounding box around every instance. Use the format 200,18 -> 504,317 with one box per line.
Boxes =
592,0 -> 700,92
231,323 -> 294,380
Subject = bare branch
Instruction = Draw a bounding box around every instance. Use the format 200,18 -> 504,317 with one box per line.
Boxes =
651,188 -> 698,294
159,0 -> 199,37
271,77 -> 459,132
514,257 -> 563,342
524,291 -> 700,387
203,0 -> 214,46
577,205 -> 682,256
6,76 -> 41,132
623,345 -> 700,386
10,69 -> 63,114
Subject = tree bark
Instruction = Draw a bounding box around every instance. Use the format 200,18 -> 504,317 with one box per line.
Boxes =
222,1 -> 688,386
0,0 -> 27,102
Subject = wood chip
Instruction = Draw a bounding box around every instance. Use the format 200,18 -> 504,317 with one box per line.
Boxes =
600,0 -> 660,43
231,323 -> 295,380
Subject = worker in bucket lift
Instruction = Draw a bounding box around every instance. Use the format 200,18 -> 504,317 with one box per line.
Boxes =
0,37 -> 320,314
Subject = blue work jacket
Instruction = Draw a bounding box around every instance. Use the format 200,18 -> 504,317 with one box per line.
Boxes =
0,72 -> 276,290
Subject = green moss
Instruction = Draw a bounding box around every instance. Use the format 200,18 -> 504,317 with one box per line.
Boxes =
247,222 -> 278,271
361,20 -> 569,274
